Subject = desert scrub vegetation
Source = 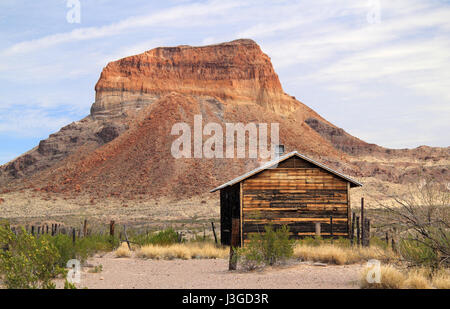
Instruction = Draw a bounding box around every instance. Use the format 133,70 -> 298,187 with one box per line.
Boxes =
293,238 -> 397,265
41,233 -> 119,267
130,228 -> 228,260
360,265 -> 450,289
87,264 -> 103,273
356,177 -> 450,289
0,221 -> 120,289
236,225 -> 295,270
377,177 -> 449,268
130,228 -> 181,246
360,265 -> 406,289
0,225 -> 65,289
114,242 -> 132,258
136,242 -> 227,260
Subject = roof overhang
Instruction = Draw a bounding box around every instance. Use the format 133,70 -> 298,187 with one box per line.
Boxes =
210,151 -> 362,193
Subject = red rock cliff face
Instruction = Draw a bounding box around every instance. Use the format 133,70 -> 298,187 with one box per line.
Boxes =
92,39 -> 299,118
1,39 -> 447,204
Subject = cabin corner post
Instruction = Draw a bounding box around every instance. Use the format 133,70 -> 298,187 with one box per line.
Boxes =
240,181 -> 243,247
347,182 -> 351,238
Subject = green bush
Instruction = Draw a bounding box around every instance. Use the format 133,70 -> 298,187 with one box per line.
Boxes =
237,225 -> 295,269
131,228 -> 180,246
297,236 -> 322,247
333,237 -> 352,247
370,236 -> 389,250
399,237 -> 441,268
0,226 -> 65,289
38,233 -> 118,267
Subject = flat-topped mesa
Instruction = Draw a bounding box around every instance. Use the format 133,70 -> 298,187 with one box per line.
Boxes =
91,39 -> 299,118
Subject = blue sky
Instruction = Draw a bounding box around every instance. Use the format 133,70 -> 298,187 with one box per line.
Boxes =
0,0 -> 449,164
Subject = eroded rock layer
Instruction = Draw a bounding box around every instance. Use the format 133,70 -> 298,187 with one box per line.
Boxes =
92,39 -> 301,118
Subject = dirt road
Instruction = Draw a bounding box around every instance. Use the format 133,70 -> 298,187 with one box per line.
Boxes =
70,253 -> 362,289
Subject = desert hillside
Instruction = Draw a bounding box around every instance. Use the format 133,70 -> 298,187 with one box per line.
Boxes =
0,39 -> 448,223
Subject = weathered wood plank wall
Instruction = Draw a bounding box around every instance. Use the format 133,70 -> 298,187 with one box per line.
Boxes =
241,157 -> 349,241
220,183 -> 241,245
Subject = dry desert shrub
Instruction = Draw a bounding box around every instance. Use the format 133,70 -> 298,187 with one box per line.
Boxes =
360,265 -> 406,289
293,244 -> 396,265
403,268 -> 432,289
378,177 -> 450,268
432,269 -> 450,289
189,243 -> 228,259
114,242 -> 132,258
294,244 -> 348,265
361,265 -> 449,289
136,243 -> 227,260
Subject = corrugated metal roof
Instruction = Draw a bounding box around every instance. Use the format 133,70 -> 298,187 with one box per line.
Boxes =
210,151 -> 362,192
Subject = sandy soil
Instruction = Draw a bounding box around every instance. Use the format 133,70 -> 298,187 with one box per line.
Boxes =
65,253 -> 362,289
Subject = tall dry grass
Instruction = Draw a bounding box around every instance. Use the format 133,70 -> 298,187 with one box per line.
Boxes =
431,269 -> 450,289
361,265 -> 450,289
136,243 -> 228,260
114,242 -> 132,258
293,244 -> 397,265
402,268 -> 433,289
360,265 -> 406,289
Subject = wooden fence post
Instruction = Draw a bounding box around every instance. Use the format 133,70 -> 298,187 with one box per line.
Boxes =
356,216 -> 360,247
315,222 -> 321,238
123,225 -> 131,250
350,212 -> 356,246
229,218 -> 239,271
211,222 -> 218,244
360,197 -> 364,247
83,219 -> 87,238
72,228 -> 76,245
109,220 -> 115,238
366,219 -> 371,247
330,216 -> 333,242
362,219 -> 366,247
391,227 -> 397,253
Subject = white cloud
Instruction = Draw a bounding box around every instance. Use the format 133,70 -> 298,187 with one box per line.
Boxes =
0,0 -> 449,150
0,0 -> 242,56
0,108 -> 72,137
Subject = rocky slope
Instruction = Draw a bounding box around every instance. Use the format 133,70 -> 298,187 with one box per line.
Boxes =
0,39 -> 448,207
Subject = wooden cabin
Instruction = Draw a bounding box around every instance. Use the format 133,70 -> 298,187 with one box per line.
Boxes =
211,151 -> 362,246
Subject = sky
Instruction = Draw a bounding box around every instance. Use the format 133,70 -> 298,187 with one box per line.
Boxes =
0,0 -> 449,165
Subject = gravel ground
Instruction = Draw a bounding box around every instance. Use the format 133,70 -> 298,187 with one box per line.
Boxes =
67,253 -> 362,289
